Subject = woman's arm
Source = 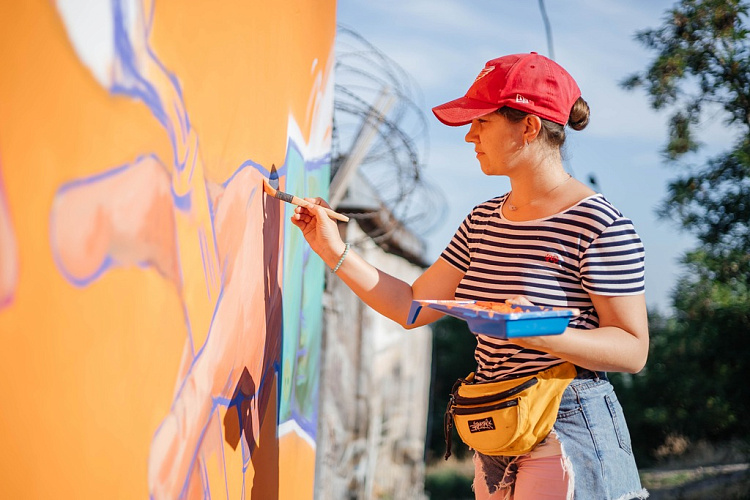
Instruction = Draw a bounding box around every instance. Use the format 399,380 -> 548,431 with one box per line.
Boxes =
291,199 -> 464,328
333,250 -> 464,328
511,293 -> 649,374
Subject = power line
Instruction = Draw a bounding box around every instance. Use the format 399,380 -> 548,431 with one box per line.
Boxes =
538,0 -> 555,60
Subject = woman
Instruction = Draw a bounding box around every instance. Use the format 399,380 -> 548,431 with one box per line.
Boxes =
291,52 -> 649,499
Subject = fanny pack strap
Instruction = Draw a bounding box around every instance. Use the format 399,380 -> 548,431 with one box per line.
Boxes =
443,404 -> 454,460
443,374 -> 472,460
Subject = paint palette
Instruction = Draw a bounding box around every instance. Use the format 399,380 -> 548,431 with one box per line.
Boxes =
406,300 -> 579,339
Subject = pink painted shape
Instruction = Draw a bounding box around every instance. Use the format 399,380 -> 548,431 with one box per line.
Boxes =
0,165 -> 18,309
149,166 -> 283,498
50,155 -> 179,286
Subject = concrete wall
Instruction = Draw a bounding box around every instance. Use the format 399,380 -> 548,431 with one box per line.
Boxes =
317,222 -> 431,500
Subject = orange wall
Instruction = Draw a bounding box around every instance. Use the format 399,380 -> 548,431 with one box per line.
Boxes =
0,0 -> 335,498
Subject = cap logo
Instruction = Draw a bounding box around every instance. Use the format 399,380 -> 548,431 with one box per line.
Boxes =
474,65 -> 495,83
515,94 -> 531,104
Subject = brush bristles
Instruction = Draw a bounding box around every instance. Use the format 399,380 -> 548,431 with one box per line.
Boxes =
262,178 -> 277,197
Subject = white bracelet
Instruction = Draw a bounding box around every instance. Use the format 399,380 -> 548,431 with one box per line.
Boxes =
332,243 -> 350,273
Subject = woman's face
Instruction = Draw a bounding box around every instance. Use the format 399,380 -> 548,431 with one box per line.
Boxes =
464,111 -> 525,175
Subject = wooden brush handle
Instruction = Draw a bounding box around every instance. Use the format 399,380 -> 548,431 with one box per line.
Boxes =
265,180 -> 349,222
291,195 -> 350,222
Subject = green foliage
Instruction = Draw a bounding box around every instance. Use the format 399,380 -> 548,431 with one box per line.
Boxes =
426,316 -> 477,462
613,250 -> 750,465
618,0 -> 750,464
423,468 -> 473,500
623,0 -> 750,141
623,0 -> 750,252
657,142 -> 750,253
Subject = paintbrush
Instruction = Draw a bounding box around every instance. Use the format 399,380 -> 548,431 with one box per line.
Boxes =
263,165 -> 350,222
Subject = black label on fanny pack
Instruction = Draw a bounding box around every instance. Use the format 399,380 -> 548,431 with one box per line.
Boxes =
468,417 -> 496,433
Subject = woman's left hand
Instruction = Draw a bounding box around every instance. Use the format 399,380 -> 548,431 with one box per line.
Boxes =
506,295 -> 534,307
507,294 -> 649,374
505,296 -> 551,349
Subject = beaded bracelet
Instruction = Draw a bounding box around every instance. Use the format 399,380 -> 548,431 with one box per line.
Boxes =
332,243 -> 350,273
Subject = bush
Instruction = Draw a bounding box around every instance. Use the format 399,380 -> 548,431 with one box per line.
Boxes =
424,468 -> 473,500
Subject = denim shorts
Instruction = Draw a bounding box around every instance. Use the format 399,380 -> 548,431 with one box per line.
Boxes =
553,371 -> 647,499
474,370 -> 648,499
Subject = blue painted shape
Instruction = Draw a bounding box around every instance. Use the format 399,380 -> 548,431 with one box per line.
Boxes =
407,301 -> 424,326
278,138 -> 328,440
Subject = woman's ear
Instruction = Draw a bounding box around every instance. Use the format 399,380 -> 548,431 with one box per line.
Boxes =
522,114 -> 543,144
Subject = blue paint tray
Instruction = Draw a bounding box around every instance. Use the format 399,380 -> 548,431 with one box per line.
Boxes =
407,300 -> 579,339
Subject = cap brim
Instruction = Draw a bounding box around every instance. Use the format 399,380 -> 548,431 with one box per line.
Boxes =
431,96 -> 501,126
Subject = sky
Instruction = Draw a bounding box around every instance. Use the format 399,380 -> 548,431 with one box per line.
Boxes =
336,0 -> 735,313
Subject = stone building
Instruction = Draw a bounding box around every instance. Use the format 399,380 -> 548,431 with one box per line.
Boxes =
315,176 -> 432,500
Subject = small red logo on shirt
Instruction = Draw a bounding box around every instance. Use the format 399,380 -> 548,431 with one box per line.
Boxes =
545,253 -> 562,265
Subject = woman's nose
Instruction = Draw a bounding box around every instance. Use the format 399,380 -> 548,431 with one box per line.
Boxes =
465,121 -> 479,143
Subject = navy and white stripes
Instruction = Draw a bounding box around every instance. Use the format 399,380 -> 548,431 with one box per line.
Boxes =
440,193 -> 645,382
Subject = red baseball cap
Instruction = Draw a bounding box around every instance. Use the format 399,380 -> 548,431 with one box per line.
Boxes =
432,52 -> 581,126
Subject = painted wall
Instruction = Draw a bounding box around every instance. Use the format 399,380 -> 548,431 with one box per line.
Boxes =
0,0 -> 335,498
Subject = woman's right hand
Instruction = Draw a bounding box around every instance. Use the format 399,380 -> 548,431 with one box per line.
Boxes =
291,196 -> 465,329
290,197 -> 347,268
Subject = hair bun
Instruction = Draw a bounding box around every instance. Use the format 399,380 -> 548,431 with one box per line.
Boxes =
568,97 -> 590,131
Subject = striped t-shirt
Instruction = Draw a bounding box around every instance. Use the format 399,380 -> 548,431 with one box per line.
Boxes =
440,193 -> 645,382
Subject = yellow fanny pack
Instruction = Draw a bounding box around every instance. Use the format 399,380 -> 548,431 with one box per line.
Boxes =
444,362 -> 576,458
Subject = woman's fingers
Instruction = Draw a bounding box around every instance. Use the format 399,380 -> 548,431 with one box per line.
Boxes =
309,203 -> 333,222
507,295 -> 534,306
293,206 -> 313,222
302,196 -> 331,209
291,202 -> 332,234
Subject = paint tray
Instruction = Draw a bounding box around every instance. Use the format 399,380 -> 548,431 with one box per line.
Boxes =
407,300 -> 579,339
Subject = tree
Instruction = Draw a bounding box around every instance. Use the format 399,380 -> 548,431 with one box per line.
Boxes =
618,0 -> 750,461
623,0 -> 750,255
611,266 -> 750,464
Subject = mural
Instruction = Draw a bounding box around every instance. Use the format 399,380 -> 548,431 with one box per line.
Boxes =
0,0 -> 335,498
